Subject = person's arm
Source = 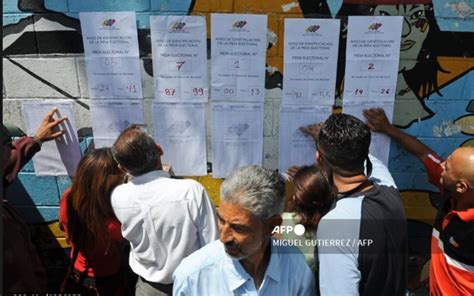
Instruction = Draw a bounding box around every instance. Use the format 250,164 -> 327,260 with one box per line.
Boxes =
195,185 -> 219,246
363,108 -> 433,161
368,154 -> 396,188
4,108 -> 67,185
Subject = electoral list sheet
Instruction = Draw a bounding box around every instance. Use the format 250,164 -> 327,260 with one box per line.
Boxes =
283,19 -> 340,105
278,105 -> 332,174
90,100 -> 145,148
150,16 -> 208,102
343,16 -> 403,165
211,102 -> 263,178
22,100 -> 81,176
211,14 -> 267,102
80,12 -> 143,99
153,103 -> 207,176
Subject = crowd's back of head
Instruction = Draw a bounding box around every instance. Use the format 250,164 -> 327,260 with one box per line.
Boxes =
111,126 -> 160,176
318,113 -> 371,176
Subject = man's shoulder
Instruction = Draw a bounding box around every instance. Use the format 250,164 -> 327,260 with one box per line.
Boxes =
174,240 -> 224,279
273,244 -> 310,267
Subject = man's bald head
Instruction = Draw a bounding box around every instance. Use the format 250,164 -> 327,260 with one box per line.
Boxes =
449,147 -> 474,186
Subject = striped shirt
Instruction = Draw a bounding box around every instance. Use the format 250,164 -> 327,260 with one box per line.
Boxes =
424,153 -> 474,295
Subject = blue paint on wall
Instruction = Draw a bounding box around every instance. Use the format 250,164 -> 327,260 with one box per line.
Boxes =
150,0 -> 193,13
44,0 -> 69,13
388,69 -> 472,190
68,0 -> 150,13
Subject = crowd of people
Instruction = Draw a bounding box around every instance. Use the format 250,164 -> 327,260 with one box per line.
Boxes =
2,107 -> 474,295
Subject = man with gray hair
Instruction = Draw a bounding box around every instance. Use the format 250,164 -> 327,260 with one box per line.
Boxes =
173,165 -> 315,295
110,126 -> 218,296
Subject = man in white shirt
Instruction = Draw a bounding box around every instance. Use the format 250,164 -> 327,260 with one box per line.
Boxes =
111,126 -> 219,296
173,165 -> 315,296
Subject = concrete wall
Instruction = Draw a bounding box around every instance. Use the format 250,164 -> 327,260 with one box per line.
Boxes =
3,0 -> 474,292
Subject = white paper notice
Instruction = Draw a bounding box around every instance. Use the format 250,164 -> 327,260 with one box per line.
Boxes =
343,16 -> 402,165
90,100 -> 145,148
343,101 -> 394,165
150,16 -> 208,103
283,19 -> 340,105
211,103 -> 263,178
21,100 -> 81,176
80,12 -> 143,99
211,14 -> 267,102
278,105 -> 332,174
152,103 -> 207,176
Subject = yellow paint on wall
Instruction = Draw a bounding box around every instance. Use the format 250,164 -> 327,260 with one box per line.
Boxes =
233,0 -> 303,14
193,0 -> 234,13
267,14 -> 280,58
267,56 -> 283,75
186,175 -> 224,206
437,57 -> 474,89
454,115 -> 474,135
461,139 -> 474,147
401,191 -> 437,225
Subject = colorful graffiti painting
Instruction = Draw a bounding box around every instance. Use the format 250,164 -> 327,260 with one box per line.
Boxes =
3,0 -> 473,293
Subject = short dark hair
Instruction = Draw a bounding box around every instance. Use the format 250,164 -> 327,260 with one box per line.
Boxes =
318,113 -> 371,176
111,126 -> 158,176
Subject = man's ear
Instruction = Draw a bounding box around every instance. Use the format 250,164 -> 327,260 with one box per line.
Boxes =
456,180 -> 469,194
265,215 -> 283,236
117,164 -> 126,173
316,151 -> 324,167
156,144 -> 164,156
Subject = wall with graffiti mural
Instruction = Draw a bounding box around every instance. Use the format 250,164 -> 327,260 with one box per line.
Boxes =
3,0 -> 473,293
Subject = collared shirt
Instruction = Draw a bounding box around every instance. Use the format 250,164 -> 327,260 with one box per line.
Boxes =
317,154 -> 407,296
424,153 -> 474,295
173,240 -> 315,296
111,170 -> 219,284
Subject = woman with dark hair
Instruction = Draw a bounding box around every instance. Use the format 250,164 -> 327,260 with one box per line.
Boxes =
59,148 -> 126,295
289,165 -> 337,230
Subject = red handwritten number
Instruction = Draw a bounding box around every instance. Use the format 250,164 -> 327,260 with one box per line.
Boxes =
176,61 -> 186,70
368,63 -> 374,70
165,88 -> 176,96
192,88 -> 204,96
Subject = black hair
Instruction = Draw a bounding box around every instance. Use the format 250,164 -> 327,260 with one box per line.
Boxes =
318,113 -> 371,175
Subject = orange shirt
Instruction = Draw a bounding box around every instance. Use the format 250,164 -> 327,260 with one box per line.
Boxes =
424,153 -> 474,295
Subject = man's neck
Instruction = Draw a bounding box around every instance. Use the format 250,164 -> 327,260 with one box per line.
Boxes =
240,240 -> 271,290
451,191 -> 474,211
333,173 -> 370,194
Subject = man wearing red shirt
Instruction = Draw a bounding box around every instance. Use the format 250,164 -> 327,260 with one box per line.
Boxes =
364,108 -> 474,295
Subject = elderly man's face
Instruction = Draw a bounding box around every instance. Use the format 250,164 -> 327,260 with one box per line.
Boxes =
218,201 -> 269,260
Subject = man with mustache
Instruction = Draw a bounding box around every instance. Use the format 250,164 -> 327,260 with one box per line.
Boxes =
173,165 -> 315,295
363,108 -> 474,295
